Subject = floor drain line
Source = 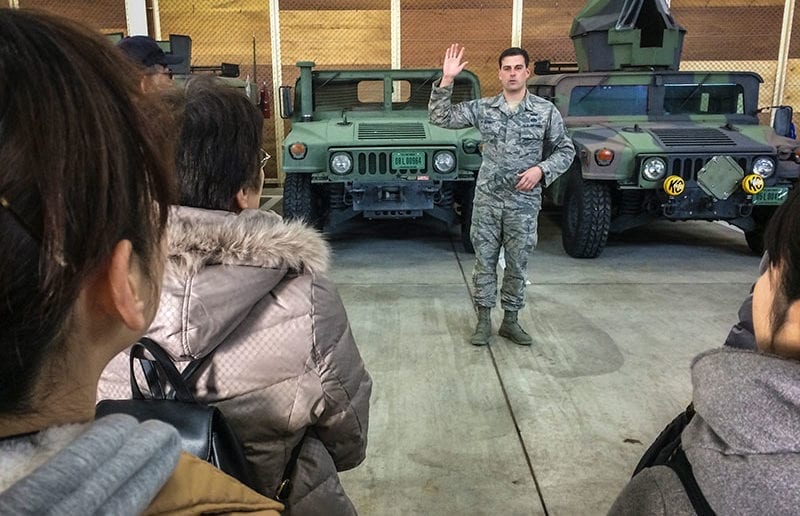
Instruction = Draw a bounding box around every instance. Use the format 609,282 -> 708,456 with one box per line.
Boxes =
453,241 -> 549,515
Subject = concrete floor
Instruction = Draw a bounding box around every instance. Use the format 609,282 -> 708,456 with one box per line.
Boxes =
270,194 -> 761,515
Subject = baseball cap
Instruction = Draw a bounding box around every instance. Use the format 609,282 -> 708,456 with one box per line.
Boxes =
117,35 -> 184,68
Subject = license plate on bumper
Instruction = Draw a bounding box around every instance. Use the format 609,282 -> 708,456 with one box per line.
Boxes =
752,186 -> 789,205
391,152 -> 425,170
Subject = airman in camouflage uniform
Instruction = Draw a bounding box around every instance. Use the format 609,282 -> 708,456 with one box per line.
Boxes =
429,44 -> 575,346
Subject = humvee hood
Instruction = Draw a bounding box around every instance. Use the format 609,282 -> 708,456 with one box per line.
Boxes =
574,122 -> 777,155
146,206 -> 329,358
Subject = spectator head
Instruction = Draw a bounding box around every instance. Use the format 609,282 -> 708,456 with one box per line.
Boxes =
0,9 -> 176,415
170,76 -> 266,212
118,35 -> 183,92
755,188 -> 800,359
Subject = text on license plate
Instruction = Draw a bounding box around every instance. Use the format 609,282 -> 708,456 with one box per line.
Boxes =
752,186 -> 789,206
392,152 -> 425,170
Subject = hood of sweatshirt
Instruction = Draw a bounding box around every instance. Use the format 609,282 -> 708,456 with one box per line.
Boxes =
0,414 -> 180,515
684,348 -> 800,514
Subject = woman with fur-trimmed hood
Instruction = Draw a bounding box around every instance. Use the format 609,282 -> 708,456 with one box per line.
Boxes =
98,77 -> 372,516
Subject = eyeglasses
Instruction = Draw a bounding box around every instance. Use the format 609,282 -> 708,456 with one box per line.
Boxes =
149,65 -> 173,79
259,149 -> 271,170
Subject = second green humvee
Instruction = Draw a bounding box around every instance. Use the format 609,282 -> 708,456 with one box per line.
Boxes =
529,0 -> 800,258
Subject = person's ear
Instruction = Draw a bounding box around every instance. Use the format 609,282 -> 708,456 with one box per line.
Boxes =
234,188 -> 249,211
102,240 -> 150,332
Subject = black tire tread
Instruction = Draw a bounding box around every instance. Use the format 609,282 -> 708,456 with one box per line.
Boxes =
283,173 -> 312,222
562,174 -> 612,258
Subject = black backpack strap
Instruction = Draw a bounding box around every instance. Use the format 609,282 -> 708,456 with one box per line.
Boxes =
666,446 -> 716,516
275,430 -> 308,503
633,403 -> 695,476
133,338 -> 197,403
180,350 -> 215,384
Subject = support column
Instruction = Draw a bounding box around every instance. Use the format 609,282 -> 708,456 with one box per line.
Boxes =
511,0 -> 523,47
151,0 -> 162,40
125,0 -> 148,36
391,0 -> 402,101
772,0 -> 796,122
269,0 -> 285,182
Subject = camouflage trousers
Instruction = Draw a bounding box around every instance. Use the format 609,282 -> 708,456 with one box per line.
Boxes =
470,188 -> 540,311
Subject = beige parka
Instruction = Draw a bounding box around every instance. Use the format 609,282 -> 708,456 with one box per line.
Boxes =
98,206 -> 372,516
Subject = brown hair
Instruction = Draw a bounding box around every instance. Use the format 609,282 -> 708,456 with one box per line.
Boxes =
0,8 -> 176,412
169,75 -> 264,211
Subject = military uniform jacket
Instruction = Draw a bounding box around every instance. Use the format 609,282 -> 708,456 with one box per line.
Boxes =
429,82 -> 575,200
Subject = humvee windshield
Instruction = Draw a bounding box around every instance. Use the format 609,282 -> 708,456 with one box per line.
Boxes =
663,83 -> 744,115
567,82 -> 745,117
569,85 -> 648,116
312,77 -> 475,112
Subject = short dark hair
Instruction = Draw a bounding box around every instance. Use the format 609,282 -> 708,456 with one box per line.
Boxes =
171,76 -> 264,211
764,188 -> 800,350
499,47 -> 530,68
0,9 -> 176,412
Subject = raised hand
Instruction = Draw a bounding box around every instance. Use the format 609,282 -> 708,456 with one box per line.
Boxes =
440,43 -> 468,87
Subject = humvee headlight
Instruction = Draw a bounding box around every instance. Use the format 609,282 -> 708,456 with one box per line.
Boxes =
595,148 -> 614,166
433,151 -> 456,173
752,157 -> 775,178
289,142 -> 307,159
642,157 -> 667,181
330,152 -> 353,175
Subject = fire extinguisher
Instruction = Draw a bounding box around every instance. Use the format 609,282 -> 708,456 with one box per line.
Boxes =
258,81 -> 271,119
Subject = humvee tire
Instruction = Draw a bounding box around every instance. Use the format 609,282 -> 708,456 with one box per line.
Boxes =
461,184 -> 475,253
745,206 -> 773,255
745,227 -> 765,256
562,172 -> 611,258
283,173 -> 312,222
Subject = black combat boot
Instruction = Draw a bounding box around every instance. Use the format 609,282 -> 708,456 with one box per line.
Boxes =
498,310 -> 533,346
470,306 -> 492,346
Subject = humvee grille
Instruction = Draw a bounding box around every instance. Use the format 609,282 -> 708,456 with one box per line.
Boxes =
358,123 -> 426,140
665,155 -> 749,182
355,151 -> 424,175
651,128 -> 736,147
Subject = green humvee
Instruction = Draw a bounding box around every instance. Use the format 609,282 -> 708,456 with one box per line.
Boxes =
279,62 -> 482,250
528,0 -> 800,258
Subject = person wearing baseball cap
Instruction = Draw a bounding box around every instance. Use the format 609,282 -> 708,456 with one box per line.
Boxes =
117,35 -> 183,92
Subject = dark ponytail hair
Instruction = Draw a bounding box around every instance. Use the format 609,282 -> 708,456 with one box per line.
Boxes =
763,187 -> 800,346
0,8 -> 176,413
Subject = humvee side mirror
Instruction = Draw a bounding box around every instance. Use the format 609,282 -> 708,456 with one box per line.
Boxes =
773,106 -> 794,137
279,86 -> 294,119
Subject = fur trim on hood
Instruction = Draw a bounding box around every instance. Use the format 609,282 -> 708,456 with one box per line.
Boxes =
167,206 -> 329,274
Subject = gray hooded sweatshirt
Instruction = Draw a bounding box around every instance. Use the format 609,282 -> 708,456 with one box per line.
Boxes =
0,414 -> 180,515
609,347 -> 800,515
99,206 -> 371,516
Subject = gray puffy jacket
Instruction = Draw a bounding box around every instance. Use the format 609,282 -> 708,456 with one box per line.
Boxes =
98,206 -> 372,516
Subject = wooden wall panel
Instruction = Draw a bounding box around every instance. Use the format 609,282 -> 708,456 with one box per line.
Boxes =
401,7 -> 513,96
158,0 -> 271,69
18,0 -> 126,33
280,10 -> 390,67
674,6 -> 786,60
